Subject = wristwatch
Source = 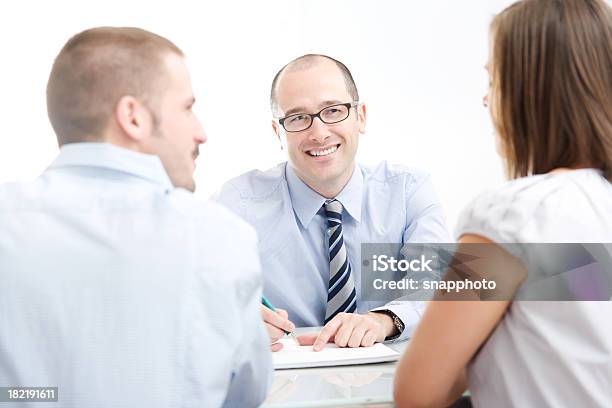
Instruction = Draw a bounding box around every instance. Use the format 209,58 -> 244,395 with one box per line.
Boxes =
371,309 -> 405,340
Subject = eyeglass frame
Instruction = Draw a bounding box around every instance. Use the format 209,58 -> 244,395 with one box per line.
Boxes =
276,101 -> 360,133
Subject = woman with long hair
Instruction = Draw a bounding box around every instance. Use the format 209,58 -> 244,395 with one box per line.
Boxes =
394,0 -> 612,406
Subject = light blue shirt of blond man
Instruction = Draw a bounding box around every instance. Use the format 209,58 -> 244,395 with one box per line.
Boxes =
0,143 -> 271,408
215,161 -> 451,341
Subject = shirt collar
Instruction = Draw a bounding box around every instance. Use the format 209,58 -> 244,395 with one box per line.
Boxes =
48,143 -> 174,189
285,163 -> 363,228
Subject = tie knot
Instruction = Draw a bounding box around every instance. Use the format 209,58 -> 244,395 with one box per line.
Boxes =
324,199 -> 343,222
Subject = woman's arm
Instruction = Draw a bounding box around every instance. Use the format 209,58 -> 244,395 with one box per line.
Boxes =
393,234 -> 524,408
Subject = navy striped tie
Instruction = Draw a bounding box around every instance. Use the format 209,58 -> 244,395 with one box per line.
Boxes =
324,199 -> 357,324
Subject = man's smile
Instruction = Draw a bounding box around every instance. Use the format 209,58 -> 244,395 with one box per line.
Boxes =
306,144 -> 340,157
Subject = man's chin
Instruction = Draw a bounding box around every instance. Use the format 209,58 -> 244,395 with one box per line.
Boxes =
170,176 -> 196,192
305,169 -> 344,189
185,179 -> 196,192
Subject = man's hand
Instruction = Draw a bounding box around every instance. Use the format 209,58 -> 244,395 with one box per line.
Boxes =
297,312 -> 396,351
261,306 -> 295,352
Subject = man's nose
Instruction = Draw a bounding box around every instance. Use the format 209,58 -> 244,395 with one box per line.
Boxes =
195,131 -> 207,144
308,117 -> 331,143
195,122 -> 207,144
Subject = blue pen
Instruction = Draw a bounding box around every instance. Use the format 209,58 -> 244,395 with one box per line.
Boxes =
261,295 -> 297,340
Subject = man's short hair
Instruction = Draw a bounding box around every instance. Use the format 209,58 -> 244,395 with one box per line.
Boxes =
46,27 -> 183,146
269,54 -> 360,117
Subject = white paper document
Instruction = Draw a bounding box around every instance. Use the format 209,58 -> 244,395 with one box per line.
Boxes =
273,339 -> 400,370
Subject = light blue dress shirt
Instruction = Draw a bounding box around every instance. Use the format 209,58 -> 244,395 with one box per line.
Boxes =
0,143 -> 271,408
215,162 -> 451,340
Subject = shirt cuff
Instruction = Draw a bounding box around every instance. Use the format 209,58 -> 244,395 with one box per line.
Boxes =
370,301 -> 424,342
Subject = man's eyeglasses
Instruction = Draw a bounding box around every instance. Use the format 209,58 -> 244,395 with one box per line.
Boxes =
277,102 -> 359,132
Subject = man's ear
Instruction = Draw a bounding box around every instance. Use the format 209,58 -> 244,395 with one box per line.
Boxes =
272,120 -> 283,149
115,95 -> 152,142
357,103 -> 367,134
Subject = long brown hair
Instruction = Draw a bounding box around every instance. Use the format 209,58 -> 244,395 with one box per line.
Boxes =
490,0 -> 612,181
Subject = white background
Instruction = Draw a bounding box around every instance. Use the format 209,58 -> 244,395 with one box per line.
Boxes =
0,0 -> 521,230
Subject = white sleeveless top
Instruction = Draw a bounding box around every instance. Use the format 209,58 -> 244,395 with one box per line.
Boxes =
456,169 -> 612,407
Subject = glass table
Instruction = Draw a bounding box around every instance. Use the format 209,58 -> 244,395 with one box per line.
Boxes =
261,327 -> 408,408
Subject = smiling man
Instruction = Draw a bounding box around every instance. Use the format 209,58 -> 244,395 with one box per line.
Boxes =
216,54 -> 451,349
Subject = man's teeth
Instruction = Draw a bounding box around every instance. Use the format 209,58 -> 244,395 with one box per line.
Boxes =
308,145 -> 338,157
